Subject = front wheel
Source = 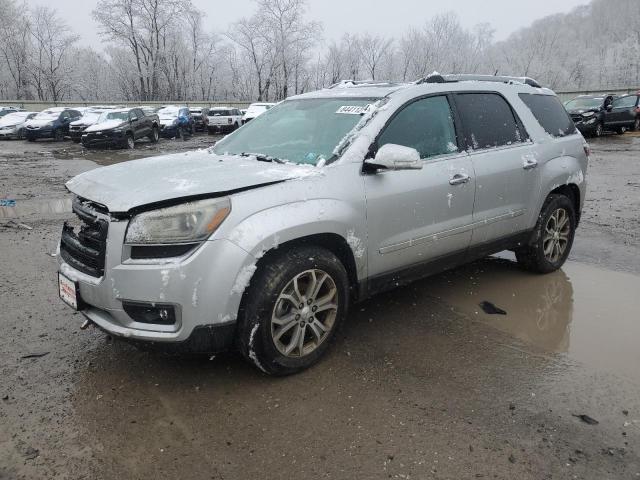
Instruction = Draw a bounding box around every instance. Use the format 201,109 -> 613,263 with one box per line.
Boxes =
515,194 -> 576,274
616,126 -> 627,135
148,126 -> 159,143
124,133 -> 135,149
634,118 -> 640,132
53,129 -> 64,142
594,122 -> 604,137
237,246 -> 350,376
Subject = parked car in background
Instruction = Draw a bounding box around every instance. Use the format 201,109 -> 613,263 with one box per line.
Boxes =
565,94 -> 617,137
189,107 -> 209,131
158,106 -> 194,139
0,111 -> 38,139
207,107 -> 243,133
70,108 -> 114,143
242,102 -> 275,124
58,76 -> 587,375
0,107 -> 19,118
81,108 -> 159,149
602,93 -> 640,133
24,108 -> 83,142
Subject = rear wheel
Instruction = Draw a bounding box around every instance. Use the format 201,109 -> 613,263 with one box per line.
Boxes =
616,126 -> 627,135
237,246 -> 349,376
515,194 -> 576,274
634,118 -> 640,131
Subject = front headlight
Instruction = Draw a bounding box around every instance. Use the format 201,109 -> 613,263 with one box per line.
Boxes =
581,111 -> 595,118
125,197 -> 231,244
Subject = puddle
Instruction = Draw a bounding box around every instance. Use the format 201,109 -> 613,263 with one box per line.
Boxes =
427,258 -> 640,380
0,197 -> 72,218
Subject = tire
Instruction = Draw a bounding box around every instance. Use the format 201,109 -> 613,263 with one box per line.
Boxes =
237,246 -> 350,376
53,129 -> 64,142
190,123 -> 195,135
594,122 -> 604,137
634,117 -> 640,132
71,138 -> 81,143
148,126 -> 159,143
515,194 -> 576,274
616,126 -> 627,135
207,127 -> 214,135
177,127 -> 185,141
124,133 -> 135,149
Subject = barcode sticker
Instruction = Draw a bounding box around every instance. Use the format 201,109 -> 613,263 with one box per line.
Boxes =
336,105 -> 367,115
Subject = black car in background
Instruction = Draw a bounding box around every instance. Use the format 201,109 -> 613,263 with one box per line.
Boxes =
565,94 -> 616,137
81,108 -> 160,149
189,107 -> 209,131
24,108 -> 83,141
603,93 -> 640,133
69,108 -> 113,143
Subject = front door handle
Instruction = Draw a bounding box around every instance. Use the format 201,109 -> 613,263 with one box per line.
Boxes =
449,173 -> 471,185
523,158 -> 538,170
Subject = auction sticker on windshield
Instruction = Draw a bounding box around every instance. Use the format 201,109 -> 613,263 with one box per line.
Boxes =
336,105 -> 369,115
58,272 -> 79,310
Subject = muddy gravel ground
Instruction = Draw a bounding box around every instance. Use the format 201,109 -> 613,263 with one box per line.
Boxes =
1,132 -> 639,479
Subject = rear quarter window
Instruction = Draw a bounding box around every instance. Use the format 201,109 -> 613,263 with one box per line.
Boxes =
455,93 -> 527,150
519,93 -> 577,138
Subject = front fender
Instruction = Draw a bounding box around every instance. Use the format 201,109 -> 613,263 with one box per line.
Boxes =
223,199 -> 367,281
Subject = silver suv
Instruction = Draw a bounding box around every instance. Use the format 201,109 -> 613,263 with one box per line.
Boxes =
57,74 -> 588,375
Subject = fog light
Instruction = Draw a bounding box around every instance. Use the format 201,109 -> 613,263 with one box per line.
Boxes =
122,301 -> 177,326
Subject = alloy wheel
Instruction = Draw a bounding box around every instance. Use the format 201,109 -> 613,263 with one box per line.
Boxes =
126,135 -> 135,149
270,269 -> 338,358
542,208 -> 570,264
595,123 -> 603,137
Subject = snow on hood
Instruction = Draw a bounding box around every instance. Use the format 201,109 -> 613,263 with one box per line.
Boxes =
24,119 -> 54,128
84,119 -> 126,132
66,149 -> 322,212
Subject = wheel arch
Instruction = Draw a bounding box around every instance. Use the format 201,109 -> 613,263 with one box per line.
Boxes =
549,184 -> 581,224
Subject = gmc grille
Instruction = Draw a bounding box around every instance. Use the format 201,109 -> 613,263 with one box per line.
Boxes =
60,197 -> 109,277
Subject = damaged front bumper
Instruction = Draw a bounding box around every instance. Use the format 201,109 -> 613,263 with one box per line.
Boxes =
57,214 -> 255,353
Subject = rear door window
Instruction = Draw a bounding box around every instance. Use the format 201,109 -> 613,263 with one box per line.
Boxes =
378,95 -> 459,159
455,93 -> 526,149
519,93 -> 577,138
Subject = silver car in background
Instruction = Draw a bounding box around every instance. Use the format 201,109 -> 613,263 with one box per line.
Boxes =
57,75 -> 588,375
0,111 -> 38,139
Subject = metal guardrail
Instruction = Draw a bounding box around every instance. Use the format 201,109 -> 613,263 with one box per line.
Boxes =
1,87 -> 639,111
0,100 -> 252,111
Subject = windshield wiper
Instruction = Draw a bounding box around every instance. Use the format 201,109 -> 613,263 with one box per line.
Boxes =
240,152 -> 285,164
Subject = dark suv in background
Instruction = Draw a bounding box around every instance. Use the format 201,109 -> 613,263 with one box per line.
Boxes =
565,94 -> 640,136
24,108 -> 83,141
189,107 -> 209,131
81,108 -> 160,149
604,93 -> 640,133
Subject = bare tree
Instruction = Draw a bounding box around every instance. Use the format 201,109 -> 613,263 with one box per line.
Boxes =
358,34 -> 393,81
0,0 -> 31,99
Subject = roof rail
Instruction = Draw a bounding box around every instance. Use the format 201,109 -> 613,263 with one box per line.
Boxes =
417,73 -> 542,89
328,80 -> 404,89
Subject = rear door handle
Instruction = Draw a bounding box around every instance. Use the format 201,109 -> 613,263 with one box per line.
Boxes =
449,173 -> 471,185
523,158 -> 538,170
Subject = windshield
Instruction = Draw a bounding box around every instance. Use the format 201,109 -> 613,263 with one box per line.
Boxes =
97,111 -> 129,122
565,97 -> 603,109
212,98 -> 375,166
35,110 -> 61,120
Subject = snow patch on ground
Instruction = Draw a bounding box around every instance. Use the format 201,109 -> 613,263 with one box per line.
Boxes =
346,229 -> 365,259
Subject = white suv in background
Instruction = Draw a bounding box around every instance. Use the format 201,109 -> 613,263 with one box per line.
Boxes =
242,102 -> 275,124
207,107 -> 243,134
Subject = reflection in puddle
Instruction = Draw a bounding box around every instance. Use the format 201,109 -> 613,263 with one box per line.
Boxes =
0,197 -> 72,218
428,259 -> 640,380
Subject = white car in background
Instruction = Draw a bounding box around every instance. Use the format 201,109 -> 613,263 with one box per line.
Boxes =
207,107 -> 243,134
0,111 -> 38,139
242,102 -> 275,124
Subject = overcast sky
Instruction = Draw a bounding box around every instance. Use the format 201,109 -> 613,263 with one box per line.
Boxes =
28,0 -> 588,46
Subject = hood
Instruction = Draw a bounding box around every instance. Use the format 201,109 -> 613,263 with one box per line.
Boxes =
71,118 -> 97,127
66,149 -> 322,212
84,120 -> 126,132
0,118 -> 22,128
568,108 -> 598,115
25,119 -> 55,128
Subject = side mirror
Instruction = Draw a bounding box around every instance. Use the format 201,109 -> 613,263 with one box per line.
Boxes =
130,117 -> 138,122
605,104 -> 613,111
364,144 -> 422,171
